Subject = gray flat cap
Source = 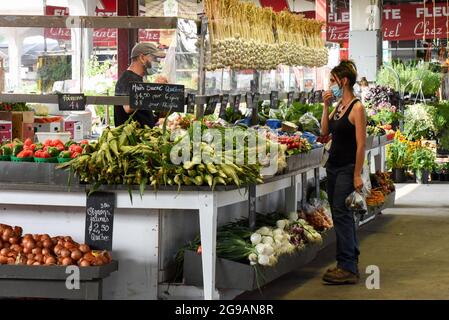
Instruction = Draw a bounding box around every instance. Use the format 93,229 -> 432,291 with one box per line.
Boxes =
130,42 -> 165,59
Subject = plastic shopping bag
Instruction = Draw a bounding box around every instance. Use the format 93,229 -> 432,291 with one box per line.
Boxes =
345,190 -> 368,214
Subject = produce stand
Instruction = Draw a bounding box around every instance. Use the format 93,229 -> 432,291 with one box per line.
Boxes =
0,160 -> 325,300
0,261 -> 118,300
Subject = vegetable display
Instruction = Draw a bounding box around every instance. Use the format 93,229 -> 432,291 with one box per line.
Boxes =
175,210 -> 325,282
0,223 -> 111,266
0,102 -> 31,112
58,121 -> 264,195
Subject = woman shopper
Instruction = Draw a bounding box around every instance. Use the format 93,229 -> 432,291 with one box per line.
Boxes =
321,60 -> 367,284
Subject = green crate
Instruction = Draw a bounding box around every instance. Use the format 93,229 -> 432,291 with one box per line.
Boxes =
57,157 -> 72,164
34,157 -> 58,163
11,156 -> 34,162
0,155 -> 10,161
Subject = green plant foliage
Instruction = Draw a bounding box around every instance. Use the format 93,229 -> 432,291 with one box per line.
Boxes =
403,103 -> 437,140
37,55 -> 72,93
376,61 -> 441,97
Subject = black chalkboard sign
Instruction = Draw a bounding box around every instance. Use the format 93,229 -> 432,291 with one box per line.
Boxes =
219,94 -> 229,118
245,92 -> 253,109
129,82 -> 185,112
250,80 -> 257,93
205,95 -> 220,115
186,93 -> 196,114
287,91 -> 294,107
299,92 -> 307,104
248,184 -> 257,230
85,191 -> 115,251
58,93 -> 86,111
270,91 -> 279,109
232,95 -> 241,112
250,93 -> 260,126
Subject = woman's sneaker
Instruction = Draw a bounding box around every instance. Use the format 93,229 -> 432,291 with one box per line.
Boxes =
322,267 -> 359,284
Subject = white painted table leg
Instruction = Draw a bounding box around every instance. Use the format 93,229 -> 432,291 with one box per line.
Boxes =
198,192 -> 219,300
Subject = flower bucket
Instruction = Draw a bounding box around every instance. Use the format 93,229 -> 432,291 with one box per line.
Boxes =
392,168 -> 407,183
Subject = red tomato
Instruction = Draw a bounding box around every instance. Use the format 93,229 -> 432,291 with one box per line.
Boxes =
24,138 -> 32,146
71,151 -> 80,159
17,150 -> 33,158
80,140 -> 89,145
55,144 -> 65,152
51,139 -> 64,147
44,139 -> 52,147
69,145 -> 83,154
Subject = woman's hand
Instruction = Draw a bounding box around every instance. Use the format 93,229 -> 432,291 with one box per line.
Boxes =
354,175 -> 363,192
323,90 -> 333,107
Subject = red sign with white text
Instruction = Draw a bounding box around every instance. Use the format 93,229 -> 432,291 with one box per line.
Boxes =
44,6 -> 70,40
44,5 -> 161,47
327,3 -> 449,43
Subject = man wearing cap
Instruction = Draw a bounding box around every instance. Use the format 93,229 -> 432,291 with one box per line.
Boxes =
114,42 -> 166,127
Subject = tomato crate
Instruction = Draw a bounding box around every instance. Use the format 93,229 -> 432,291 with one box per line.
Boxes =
0,260 -> 118,300
0,161 -> 78,187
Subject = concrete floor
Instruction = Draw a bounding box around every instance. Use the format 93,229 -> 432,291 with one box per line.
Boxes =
237,184 -> 449,300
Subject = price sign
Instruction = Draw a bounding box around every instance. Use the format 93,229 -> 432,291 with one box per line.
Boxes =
186,93 -> 196,114
205,95 -> 220,115
232,95 -> 241,112
287,91 -> 294,107
129,82 -> 185,112
85,191 -> 115,251
58,93 -> 86,111
219,94 -> 229,118
250,92 -> 260,126
270,91 -> 279,109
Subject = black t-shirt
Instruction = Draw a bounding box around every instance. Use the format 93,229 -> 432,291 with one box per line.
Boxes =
114,70 -> 155,127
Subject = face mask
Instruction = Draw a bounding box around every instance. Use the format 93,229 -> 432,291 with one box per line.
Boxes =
330,84 -> 342,98
145,58 -> 161,76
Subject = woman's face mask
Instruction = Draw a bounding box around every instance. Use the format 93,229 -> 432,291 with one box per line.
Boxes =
330,83 -> 342,98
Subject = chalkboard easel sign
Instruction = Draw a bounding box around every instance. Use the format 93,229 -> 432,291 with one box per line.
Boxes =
287,91 -> 294,107
270,91 -> 279,109
58,93 -> 86,111
85,191 -> 115,251
205,95 -> 220,115
219,94 -> 230,118
232,95 -> 241,112
250,92 -> 260,126
186,93 -> 196,114
129,82 -> 185,113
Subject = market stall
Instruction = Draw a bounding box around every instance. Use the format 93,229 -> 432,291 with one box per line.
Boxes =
0,9 -> 397,301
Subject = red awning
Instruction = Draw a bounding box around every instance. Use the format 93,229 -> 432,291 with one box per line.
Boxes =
259,0 -> 289,12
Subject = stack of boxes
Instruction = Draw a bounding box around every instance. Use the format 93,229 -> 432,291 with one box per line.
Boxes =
0,120 -> 12,143
0,111 -> 34,141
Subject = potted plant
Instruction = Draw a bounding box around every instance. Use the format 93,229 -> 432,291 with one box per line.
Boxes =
410,146 -> 436,184
432,163 -> 442,182
387,131 -> 411,183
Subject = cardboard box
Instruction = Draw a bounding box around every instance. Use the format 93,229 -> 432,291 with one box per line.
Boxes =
12,111 -> 34,124
0,111 -> 12,122
0,121 -> 12,142
50,121 -> 63,133
13,123 -> 34,141
33,123 -> 51,133
64,121 -> 76,139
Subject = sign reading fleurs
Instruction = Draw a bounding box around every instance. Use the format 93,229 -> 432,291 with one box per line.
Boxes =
327,3 -> 449,42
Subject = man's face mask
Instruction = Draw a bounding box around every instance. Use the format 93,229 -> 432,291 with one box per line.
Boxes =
144,56 -> 161,75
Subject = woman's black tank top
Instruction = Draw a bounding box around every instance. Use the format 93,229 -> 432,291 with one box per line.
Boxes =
328,99 -> 359,167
